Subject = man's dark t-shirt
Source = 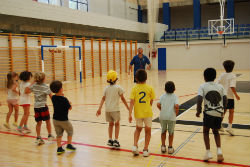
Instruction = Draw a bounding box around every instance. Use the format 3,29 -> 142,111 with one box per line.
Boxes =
52,95 -> 71,121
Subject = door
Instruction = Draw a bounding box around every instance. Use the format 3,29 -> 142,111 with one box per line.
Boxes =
158,48 -> 166,70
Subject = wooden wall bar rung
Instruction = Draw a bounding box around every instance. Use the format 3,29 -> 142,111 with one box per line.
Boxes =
38,35 -> 42,71
8,33 -> 13,72
24,34 -> 29,71
51,37 -> 56,80
62,36 -> 67,81
99,39 -> 102,77
73,37 -> 77,80
113,40 -> 116,71
106,39 -> 109,72
82,37 -> 86,79
125,40 -> 127,73
119,40 -> 122,74
91,38 -> 94,78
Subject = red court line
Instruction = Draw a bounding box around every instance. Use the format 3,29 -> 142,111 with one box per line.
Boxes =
0,130 -> 249,167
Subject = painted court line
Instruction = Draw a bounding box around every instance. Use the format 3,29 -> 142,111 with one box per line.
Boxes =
0,130 -> 249,167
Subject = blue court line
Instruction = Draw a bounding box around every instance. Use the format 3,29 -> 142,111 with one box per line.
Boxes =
158,128 -> 201,167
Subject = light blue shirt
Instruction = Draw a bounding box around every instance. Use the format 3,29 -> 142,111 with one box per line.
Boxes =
159,93 -> 179,121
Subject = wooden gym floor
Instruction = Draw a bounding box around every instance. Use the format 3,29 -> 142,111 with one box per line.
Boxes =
0,70 -> 249,167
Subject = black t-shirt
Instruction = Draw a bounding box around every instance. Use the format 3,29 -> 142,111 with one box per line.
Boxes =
52,95 -> 71,121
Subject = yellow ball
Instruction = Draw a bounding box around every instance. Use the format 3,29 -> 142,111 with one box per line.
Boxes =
107,70 -> 118,82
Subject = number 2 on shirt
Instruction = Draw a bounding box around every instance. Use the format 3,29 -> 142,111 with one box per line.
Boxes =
139,92 -> 146,103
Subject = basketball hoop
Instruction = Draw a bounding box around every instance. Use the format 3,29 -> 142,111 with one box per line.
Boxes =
217,31 -> 224,35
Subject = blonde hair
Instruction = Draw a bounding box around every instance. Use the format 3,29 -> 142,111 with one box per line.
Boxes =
34,72 -> 46,84
7,72 -> 18,89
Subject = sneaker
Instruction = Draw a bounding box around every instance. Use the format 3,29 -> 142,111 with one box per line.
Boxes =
132,146 -> 139,156
217,154 -> 224,162
161,145 -> 166,153
57,147 -> 65,155
226,129 -> 234,136
168,147 -> 175,154
113,140 -> 120,149
66,144 -> 76,151
12,122 -> 18,127
16,128 -> 24,135
219,126 -> 225,132
143,149 -> 150,157
48,134 -> 55,141
107,139 -> 113,147
22,127 -> 31,133
204,151 -> 213,161
36,137 -> 45,145
4,123 -> 10,129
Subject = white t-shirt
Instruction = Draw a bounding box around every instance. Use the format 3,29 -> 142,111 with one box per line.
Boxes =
20,81 -> 31,105
7,87 -> 19,100
217,72 -> 236,99
198,82 -> 226,118
104,85 -> 124,112
159,93 -> 179,121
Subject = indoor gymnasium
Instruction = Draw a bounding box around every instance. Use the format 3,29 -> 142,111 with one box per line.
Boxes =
0,0 -> 249,167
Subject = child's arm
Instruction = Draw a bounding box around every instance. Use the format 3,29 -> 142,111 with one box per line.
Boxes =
96,96 -> 105,117
69,101 -> 72,110
24,87 -> 31,94
157,102 -> 161,110
49,93 -> 52,99
175,104 -> 179,115
223,95 -> 228,116
12,83 -> 19,94
129,99 -> 134,123
196,95 -> 203,117
150,99 -> 154,106
120,94 -> 129,111
231,87 -> 240,100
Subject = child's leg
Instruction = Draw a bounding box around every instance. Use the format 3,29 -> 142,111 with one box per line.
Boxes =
13,104 -> 19,123
45,119 -> 52,135
212,129 -> 221,148
67,136 -> 72,145
168,121 -> 176,147
161,132 -> 167,146
144,126 -> 151,151
6,103 -> 13,123
134,126 -> 142,147
57,136 -> 62,147
36,121 -> 42,137
19,106 -> 30,128
114,121 -> 120,140
203,126 -> 210,150
228,109 -> 234,128
169,134 -> 174,147
108,122 -> 114,139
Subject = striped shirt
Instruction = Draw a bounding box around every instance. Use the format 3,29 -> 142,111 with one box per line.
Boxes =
30,83 -> 51,108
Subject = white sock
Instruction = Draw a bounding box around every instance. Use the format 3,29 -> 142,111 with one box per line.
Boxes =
206,149 -> 211,154
228,124 -> 232,129
217,147 -> 222,155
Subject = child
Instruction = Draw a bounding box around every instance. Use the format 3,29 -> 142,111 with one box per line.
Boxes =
17,71 -> 33,134
196,68 -> 227,162
27,72 -> 54,145
50,80 -> 76,155
217,60 -> 240,135
129,69 -> 155,157
4,72 -> 19,129
96,70 -> 129,148
157,81 -> 179,154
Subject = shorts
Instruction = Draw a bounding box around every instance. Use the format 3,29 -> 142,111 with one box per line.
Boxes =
105,111 -> 120,122
203,113 -> 222,129
227,99 -> 234,109
136,117 -> 152,128
20,104 -> 30,107
53,119 -> 73,137
7,99 -> 18,106
34,106 -> 50,122
160,120 -> 176,135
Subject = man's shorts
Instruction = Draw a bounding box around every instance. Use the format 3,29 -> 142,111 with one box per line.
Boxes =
136,117 -> 152,128
53,119 -> 73,137
160,120 -> 176,135
227,99 -> 235,109
34,105 -> 50,122
105,111 -> 120,122
203,113 -> 222,129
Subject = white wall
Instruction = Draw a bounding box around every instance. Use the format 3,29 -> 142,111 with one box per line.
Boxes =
156,39 -> 250,70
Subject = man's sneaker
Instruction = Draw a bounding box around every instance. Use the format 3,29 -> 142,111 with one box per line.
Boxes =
132,146 -> 139,156
107,139 -> 113,147
12,122 -> 18,127
36,137 -> 45,145
16,128 -> 24,135
23,127 -> 31,133
217,154 -> 224,162
4,123 -> 10,129
161,145 -> 166,153
143,149 -> 150,157
204,151 -> 213,161
48,134 -> 55,141
226,129 -> 234,136
168,147 -> 175,154
66,144 -> 76,151
113,140 -> 120,149
219,126 -> 225,132
57,147 -> 65,155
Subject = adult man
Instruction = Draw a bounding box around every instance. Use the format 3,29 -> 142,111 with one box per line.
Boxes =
129,48 -> 151,82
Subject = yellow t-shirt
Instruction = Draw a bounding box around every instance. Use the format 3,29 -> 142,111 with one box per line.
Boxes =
130,84 -> 156,118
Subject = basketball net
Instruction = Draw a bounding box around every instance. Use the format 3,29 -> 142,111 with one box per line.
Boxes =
147,0 -> 159,60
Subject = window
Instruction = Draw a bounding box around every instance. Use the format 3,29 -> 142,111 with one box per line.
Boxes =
69,0 -> 88,12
